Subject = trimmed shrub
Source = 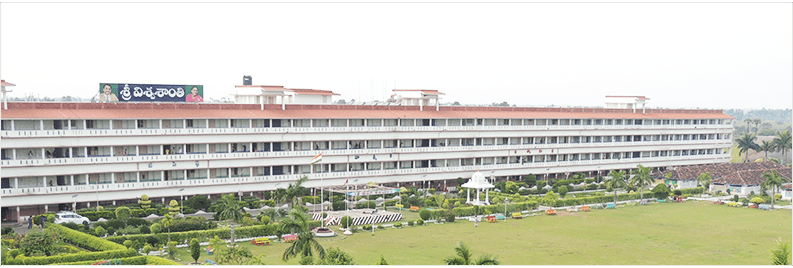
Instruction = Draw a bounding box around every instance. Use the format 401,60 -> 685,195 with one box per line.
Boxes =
416,219 -> 424,226
445,214 -> 455,223
750,197 -> 765,204
393,222 -> 402,228
407,221 -> 414,226
419,209 -> 431,221
60,222 -> 79,231
2,227 -> 14,235
95,226 -> 107,237
107,219 -> 126,230
340,216 -> 353,228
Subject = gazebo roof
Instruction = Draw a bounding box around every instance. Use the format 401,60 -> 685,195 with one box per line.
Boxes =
461,170 -> 494,189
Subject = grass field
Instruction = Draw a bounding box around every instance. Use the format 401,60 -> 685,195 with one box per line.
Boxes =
174,201 -> 791,265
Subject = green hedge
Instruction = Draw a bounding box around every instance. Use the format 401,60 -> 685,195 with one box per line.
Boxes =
451,201 -> 539,217
8,249 -> 137,265
77,208 -> 162,221
49,255 -> 179,265
51,224 -> 127,251
105,220 -> 318,245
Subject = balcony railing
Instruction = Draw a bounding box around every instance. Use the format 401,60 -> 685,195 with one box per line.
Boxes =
1,153 -> 730,196
0,139 -> 732,168
0,123 -> 733,138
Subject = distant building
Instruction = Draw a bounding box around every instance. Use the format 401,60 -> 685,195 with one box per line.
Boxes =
657,162 -> 791,195
233,85 -> 339,109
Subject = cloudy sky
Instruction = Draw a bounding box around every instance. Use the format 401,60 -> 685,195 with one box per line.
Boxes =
1,2 -> 791,110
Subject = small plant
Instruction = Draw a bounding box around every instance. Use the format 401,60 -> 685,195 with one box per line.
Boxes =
417,219 -> 424,226
407,221 -> 415,226
377,225 -> 385,230
393,222 -> 402,228
733,195 -> 740,202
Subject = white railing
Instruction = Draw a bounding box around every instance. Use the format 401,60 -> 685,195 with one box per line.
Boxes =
0,139 -> 732,168
0,153 -> 730,196
0,123 -> 732,138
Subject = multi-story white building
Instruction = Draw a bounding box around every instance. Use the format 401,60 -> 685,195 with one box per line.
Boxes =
0,87 -> 734,222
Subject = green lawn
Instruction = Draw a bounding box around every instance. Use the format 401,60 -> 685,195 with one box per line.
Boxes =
175,201 -> 791,265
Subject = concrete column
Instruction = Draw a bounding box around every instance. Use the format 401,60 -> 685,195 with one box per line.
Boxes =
10,120 -> 14,131
159,119 -> 163,129
12,149 -> 15,160
42,177 -> 47,187
111,173 -> 116,184
70,175 -> 75,186
16,207 -> 20,223
108,120 -> 113,130
112,200 -> 116,206
161,171 -> 165,181
84,147 -> 88,157
44,205 -> 48,212
183,119 -> 187,128
161,145 -> 164,155
467,188 -> 470,203
87,202 -> 91,208
40,120 -> 44,131
110,147 -> 114,157
14,178 -> 18,188
208,169 -> 212,179
184,170 -> 188,180
41,148 -> 46,159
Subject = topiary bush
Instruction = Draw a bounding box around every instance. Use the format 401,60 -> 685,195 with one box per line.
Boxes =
750,197 -> 765,204
95,226 -> 107,237
418,209 -> 431,221
340,216 -> 353,229
652,184 -> 671,199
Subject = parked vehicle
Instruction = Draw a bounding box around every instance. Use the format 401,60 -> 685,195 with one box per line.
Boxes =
54,211 -> 89,225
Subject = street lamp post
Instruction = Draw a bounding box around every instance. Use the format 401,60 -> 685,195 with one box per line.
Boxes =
178,188 -> 184,215
504,198 -> 508,222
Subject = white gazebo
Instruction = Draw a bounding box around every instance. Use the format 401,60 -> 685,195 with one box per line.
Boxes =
462,170 -> 495,206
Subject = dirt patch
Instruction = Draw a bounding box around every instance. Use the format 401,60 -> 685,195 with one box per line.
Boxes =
554,211 -> 587,218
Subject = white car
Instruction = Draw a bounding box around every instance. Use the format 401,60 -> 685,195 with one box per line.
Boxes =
54,211 -> 90,225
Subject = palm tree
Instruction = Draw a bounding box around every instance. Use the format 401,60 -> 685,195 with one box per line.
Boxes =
773,130 -> 792,164
630,165 -> 654,201
605,170 -> 627,207
215,194 -> 244,244
273,188 -> 287,208
696,172 -> 712,195
281,209 -> 326,261
761,170 -> 784,209
761,141 -> 775,159
736,133 -> 760,162
443,242 -> 499,265
286,176 -> 308,208
753,119 -> 762,134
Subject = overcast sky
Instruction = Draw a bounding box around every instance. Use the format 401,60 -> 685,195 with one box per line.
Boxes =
1,2 -> 791,110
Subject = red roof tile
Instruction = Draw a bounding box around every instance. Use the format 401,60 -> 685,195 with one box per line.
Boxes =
658,162 -> 791,186
1,80 -> 15,87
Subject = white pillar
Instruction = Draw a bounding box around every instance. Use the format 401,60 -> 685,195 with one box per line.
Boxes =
467,188 -> 470,203
14,178 -> 18,188
136,172 -> 141,183
485,189 -> 489,205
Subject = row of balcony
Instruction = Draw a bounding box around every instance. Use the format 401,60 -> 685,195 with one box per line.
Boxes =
1,153 -> 730,196
1,139 -> 732,168
1,123 -> 733,138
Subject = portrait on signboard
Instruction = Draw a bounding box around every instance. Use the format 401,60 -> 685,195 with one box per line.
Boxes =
99,84 -> 119,102
185,85 -> 204,102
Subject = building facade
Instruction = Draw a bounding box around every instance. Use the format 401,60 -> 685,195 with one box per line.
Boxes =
0,94 -> 734,222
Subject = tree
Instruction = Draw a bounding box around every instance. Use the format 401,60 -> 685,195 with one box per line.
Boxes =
216,243 -> 254,265
760,141 -> 775,159
773,130 -> 792,164
20,228 -> 56,256
215,194 -> 244,244
139,195 -> 151,209
695,172 -> 712,195
652,183 -> 671,200
282,209 -> 326,261
761,170 -> 784,209
190,238 -> 201,264
317,247 -> 355,265
339,216 -> 353,229
771,238 -> 791,265
753,118 -> 762,133
525,174 -> 537,187
558,186 -> 568,198
286,176 -> 309,208
736,133 -> 760,162
443,242 -> 499,265
605,170 -> 627,207
456,177 -> 466,185
630,165 -> 654,200
168,200 -> 180,216
185,195 -> 212,211
114,206 -> 131,224
94,226 -> 106,237
376,255 -> 389,265
432,195 -> 446,209
161,214 -> 174,258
